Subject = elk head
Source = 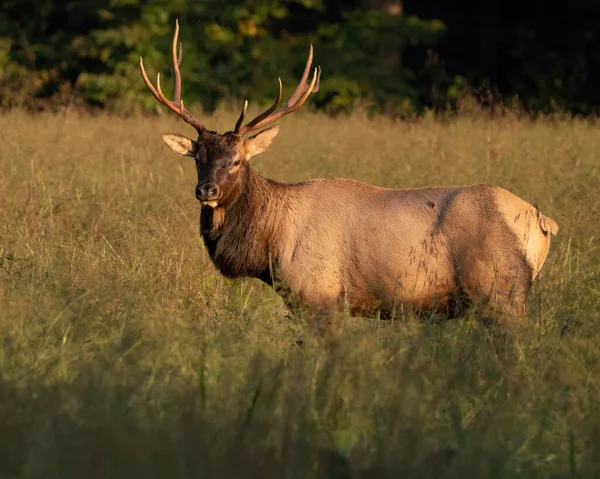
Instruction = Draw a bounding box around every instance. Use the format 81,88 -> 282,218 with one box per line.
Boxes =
139,20 -> 321,211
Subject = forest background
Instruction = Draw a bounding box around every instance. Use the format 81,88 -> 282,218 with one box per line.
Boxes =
1,0 -> 598,116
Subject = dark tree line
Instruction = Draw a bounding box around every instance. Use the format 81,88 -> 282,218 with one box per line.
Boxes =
0,0 -> 598,115
406,0 -> 600,114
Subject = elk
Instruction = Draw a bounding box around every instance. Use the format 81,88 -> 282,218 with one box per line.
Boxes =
139,21 -> 559,321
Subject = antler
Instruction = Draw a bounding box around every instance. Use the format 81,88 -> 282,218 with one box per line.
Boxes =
139,19 -> 205,134
234,45 -> 321,137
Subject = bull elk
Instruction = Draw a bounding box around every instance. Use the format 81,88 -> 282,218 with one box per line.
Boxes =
139,21 -> 559,320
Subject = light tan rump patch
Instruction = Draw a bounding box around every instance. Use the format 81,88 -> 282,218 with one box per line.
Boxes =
492,187 -> 558,279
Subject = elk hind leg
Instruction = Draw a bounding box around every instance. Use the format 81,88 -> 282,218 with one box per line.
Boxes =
461,257 -> 532,323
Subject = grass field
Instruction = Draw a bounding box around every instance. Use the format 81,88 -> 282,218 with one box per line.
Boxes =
1,107 -> 599,478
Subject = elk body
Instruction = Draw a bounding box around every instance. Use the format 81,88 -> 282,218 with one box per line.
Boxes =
140,22 -> 559,319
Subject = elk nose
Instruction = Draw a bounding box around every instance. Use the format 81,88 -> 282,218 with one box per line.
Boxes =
196,183 -> 220,200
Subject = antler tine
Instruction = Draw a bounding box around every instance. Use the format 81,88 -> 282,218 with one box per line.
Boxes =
139,56 -> 163,104
138,19 -> 205,134
236,45 -> 320,137
234,78 -> 283,135
287,44 -> 315,105
234,100 -> 249,134
282,66 -> 319,114
172,19 -> 182,105
156,73 -> 183,116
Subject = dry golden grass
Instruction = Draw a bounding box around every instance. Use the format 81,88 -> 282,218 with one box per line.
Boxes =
0,107 -> 599,478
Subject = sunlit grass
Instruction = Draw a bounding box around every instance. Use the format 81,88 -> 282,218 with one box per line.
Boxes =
0,107 -> 599,478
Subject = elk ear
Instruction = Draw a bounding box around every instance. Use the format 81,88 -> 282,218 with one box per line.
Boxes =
245,126 -> 280,159
161,133 -> 199,158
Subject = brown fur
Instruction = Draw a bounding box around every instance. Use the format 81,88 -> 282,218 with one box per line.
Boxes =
195,159 -> 558,320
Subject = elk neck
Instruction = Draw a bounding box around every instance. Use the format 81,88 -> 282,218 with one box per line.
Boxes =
200,165 -> 290,282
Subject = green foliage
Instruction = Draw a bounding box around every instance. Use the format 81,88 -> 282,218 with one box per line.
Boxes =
0,0 -> 445,114
0,0 -> 173,110
2,0 -> 597,116
313,11 -> 445,115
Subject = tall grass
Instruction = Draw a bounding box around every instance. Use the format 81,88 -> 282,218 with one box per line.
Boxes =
0,107 -> 599,478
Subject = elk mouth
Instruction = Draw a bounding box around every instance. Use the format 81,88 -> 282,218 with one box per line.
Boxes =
200,200 -> 220,208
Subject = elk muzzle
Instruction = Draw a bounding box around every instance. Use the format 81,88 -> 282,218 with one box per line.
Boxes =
196,183 -> 221,207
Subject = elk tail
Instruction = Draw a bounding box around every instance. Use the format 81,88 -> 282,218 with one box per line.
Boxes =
538,213 -> 559,236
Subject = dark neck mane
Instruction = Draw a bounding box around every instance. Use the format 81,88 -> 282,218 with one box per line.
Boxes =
200,166 -> 289,281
